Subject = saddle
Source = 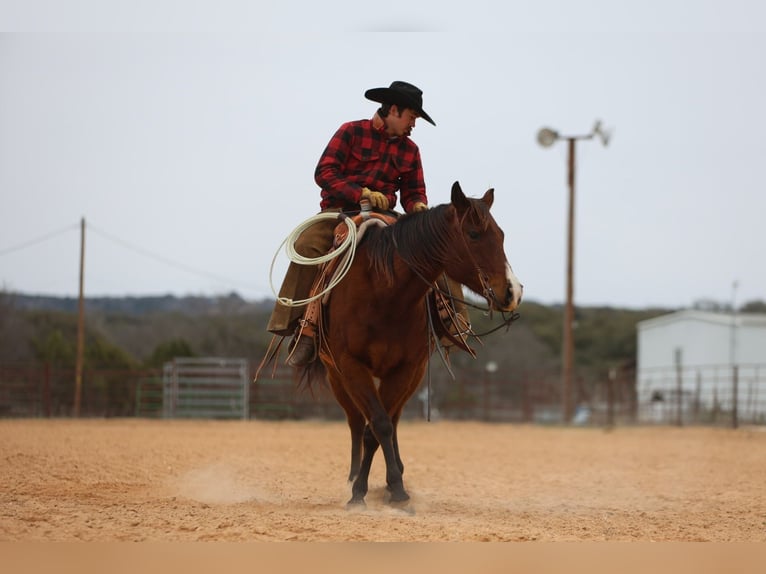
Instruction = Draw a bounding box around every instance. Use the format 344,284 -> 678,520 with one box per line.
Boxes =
255,209 -> 476,380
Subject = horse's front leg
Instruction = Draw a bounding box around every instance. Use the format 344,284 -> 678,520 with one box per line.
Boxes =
391,412 -> 404,477
330,360 -> 408,505
350,418 -> 405,501
368,411 -> 409,503
376,369 -> 426,502
348,423 -> 378,506
351,412 -> 408,504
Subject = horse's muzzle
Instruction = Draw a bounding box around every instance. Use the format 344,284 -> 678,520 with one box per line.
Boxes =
479,264 -> 523,312
503,263 -> 523,311
505,282 -> 523,310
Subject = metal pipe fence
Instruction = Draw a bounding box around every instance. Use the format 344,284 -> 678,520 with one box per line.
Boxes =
636,363 -> 766,428
2,361 -> 764,427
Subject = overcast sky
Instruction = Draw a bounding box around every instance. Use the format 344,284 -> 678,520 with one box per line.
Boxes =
1,1 -> 765,310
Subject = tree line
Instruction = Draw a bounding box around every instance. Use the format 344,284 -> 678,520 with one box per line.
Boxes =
2,289 -> 764,391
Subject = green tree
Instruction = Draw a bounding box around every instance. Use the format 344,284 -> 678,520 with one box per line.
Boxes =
30,328 -> 76,366
146,338 -> 196,367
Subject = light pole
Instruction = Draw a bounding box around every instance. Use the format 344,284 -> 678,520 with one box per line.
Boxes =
537,121 -> 610,423
484,360 -> 498,422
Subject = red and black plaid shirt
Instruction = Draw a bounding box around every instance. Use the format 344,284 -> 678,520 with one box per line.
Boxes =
315,118 -> 428,213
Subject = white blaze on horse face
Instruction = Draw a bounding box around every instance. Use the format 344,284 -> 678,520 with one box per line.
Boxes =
506,261 -> 523,309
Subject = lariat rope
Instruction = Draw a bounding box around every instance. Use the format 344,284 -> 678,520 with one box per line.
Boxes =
268,212 -> 358,308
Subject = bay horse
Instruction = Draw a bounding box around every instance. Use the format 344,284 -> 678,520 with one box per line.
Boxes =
309,181 -> 522,506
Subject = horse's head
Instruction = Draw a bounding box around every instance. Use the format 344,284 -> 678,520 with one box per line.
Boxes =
444,181 -> 523,313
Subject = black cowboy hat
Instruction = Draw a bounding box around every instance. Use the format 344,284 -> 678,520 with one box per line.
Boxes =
364,81 -> 436,126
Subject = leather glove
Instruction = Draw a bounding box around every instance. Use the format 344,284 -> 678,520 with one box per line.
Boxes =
411,202 -> 428,212
361,187 -> 390,210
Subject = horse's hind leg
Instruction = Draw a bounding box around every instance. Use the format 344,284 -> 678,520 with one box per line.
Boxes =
327,370 -> 366,486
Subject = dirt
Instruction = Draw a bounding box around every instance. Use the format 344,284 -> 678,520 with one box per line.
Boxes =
1,419 -> 765,542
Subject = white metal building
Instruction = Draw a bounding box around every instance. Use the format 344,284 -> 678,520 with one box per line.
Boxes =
636,310 -> 766,424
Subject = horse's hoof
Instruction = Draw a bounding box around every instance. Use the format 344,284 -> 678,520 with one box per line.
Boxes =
387,490 -> 410,504
345,497 -> 366,510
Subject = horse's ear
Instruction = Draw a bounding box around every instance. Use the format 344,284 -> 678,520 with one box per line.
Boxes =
482,188 -> 495,209
451,181 -> 470,210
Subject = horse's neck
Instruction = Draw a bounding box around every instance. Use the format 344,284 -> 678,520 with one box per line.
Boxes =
390,257 -> 442,302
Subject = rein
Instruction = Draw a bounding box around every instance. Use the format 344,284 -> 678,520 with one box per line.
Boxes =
412,263 -> 521,336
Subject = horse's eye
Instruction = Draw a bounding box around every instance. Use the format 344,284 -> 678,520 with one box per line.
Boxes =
468,230 -> 480,240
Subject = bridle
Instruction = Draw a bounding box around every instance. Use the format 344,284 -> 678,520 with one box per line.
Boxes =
433,273 -> 521,336
396,207 -> 521,338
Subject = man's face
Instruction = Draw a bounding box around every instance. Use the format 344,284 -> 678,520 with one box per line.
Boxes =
386,106 -> 419,137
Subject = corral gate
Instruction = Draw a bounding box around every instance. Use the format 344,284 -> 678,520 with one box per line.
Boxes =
162,357 -> 249,419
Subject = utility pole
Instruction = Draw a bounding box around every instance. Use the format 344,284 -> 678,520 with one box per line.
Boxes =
730,280 -> 739,429
537,121 -> 611,423
74,217 -> 85,417
563,137 -> 576,424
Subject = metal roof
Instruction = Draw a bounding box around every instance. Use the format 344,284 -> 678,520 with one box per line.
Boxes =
637,309 -> 766,331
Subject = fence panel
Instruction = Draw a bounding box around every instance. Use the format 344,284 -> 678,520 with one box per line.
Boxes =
162,358 -> 249,419
636,363 -> 766,426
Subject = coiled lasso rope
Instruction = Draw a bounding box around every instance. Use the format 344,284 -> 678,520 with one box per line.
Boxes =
269,212 -> 358,308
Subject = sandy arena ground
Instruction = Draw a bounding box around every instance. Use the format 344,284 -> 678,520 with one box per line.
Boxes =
1,419 -> 765,542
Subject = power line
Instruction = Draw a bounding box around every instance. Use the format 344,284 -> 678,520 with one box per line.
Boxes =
86,222 -> 267,293
1,220 -> 270,294
0,223 -> 80,256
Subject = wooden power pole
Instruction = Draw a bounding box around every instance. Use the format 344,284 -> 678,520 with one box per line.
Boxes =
537,121 -> 611,424
74,217 -> 85,417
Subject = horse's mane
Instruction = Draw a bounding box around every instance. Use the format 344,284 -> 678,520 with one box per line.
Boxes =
363,199 -> 490,285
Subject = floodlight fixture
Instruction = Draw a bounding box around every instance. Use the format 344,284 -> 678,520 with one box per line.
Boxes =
537,127 -> 559,148
538,121 -> 612,148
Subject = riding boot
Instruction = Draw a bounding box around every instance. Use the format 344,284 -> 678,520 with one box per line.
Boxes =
287,321 -> 317,367
286,296 -> 321,368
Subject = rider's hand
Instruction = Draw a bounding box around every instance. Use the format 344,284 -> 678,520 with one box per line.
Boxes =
411,202 -> 428,212
361,187 -> 390,210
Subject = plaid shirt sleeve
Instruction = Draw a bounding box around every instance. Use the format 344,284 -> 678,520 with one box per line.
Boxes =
396,144 -> 428,213
315,120 -> 428,212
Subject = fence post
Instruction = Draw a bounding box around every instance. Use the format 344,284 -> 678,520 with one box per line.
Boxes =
732,365 -> 739,429
694,370 -> 701,423
606,368 -> 616,429
674,348 -> 683,427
